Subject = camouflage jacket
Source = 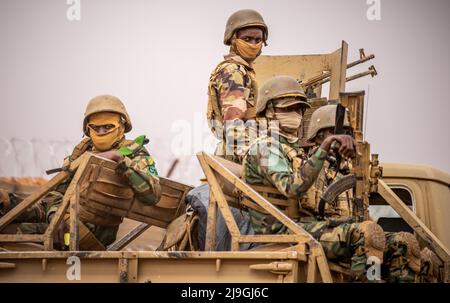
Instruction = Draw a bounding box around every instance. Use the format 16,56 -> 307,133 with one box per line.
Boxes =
53,135 -> 161,246
242,135 -> 327,234
1,135 -> 161,247
207,54 -> 258,163
243,135 -> 327,198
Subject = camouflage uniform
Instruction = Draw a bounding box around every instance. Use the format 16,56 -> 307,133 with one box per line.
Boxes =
305,104 -> 422,282
242,134 -> 386,280
242,84 -> 387,280
207,9 -> 268,164
208,54 -> 258,164
382,232 -> 422,283
243,134 -> 327,234
0,95 -> 161,247
0,135 -> 160,246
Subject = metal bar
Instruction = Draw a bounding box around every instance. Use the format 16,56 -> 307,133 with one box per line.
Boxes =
205,190 -> 218,251
303,52 -> 374,88
378,180 -> 450,262
201,153 -> 310,241
313,245 -> 334,283
43,195 -> 70,250
69,194 -> 79,251
238,235 -> 303,243
0,250 -> 300,260
44,153 -> 90,250
197,153 -> 240,239
0,171 -> 70,231
107,223 -> 151,251
0,234 -> 44,243
118,258 -> 129,283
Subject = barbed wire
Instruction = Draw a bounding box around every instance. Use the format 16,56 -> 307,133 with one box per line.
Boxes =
0,137 -> 203,186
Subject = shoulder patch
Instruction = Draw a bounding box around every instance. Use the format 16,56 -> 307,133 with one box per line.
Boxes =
145,155 -> 158,177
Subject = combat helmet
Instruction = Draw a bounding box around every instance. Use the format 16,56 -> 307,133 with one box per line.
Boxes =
83,95 -> 132,135
306,104 -> 350,142
223,9 -> 268,45
256,75 -> 310,117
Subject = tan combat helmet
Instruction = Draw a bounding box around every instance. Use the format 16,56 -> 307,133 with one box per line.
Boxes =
256,75 -> 309,117
83,95 -> 132,135
223,9 -> 268,45
306,104 -> 350,142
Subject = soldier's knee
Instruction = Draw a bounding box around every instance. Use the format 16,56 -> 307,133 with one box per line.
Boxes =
353,221 -> 386,262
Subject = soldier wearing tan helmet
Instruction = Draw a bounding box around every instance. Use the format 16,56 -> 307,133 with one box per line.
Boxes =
306,104 -> 422,282
207,9 -> 268,163
243,76 -> 391,281
0,95 -> 161,249
301,104 -> 354,219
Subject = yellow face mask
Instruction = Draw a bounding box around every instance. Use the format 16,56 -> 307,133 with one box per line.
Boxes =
87,112 -> 125,152
233,39 -> 262,62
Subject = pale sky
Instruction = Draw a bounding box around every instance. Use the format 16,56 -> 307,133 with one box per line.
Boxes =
0,0 -> 449,185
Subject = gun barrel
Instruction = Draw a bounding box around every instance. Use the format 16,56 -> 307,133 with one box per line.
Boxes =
302,53 -> 375,88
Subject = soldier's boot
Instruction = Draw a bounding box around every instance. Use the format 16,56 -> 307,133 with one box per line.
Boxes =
302,220 -> 385,281
383,231 -> 421,283
419,247 -> 442,283
349,221 -> 386,281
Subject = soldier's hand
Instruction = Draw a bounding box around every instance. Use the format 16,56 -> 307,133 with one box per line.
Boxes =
321,134 -> 357,158
96,150 -> 124,162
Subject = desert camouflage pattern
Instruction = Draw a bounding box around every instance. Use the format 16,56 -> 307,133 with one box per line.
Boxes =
207,54 -> 258,163
0,136 -> 161,246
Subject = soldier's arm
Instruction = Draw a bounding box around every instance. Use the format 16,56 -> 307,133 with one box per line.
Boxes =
262,145 -> 328,198
216,63 -> 251,159
117,153 -> 161,206
216,63 -> 249,121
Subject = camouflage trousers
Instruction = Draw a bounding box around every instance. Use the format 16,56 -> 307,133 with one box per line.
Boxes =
249,211 -> 385,280
382,232 -> 421,283
249,207 -> 424,282
0,190 -> 119,247
299,220 -> 386,280
0,191 -> 62,233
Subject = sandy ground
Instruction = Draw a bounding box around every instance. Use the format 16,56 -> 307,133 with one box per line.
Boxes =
116,218 -> 166,251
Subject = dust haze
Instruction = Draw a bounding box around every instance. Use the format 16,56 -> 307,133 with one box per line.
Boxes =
0,0 -> 449,185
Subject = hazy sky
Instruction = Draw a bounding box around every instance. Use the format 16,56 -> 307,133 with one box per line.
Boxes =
0,0 -> 449,184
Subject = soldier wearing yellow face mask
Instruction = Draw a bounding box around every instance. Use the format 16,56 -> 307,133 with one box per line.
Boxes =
207,9 -> 269,164
0,95 -> 161,249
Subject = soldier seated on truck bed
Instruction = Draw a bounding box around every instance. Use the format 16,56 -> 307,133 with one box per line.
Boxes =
305,104 -> 423,283
242,76 -> 387,281
0,95 -> 161,249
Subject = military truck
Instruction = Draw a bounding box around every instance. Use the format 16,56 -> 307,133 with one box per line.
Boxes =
0,42 -> 449,283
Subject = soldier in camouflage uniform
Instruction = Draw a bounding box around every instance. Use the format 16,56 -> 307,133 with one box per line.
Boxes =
207,9 -> 268,163
0,95 -> 161,247
306,104 -> 422,282
242,76 -> 386,280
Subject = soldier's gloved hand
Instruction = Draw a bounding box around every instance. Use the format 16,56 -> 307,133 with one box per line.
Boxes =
321,134 -> 358,159
96,150 -> 124,162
